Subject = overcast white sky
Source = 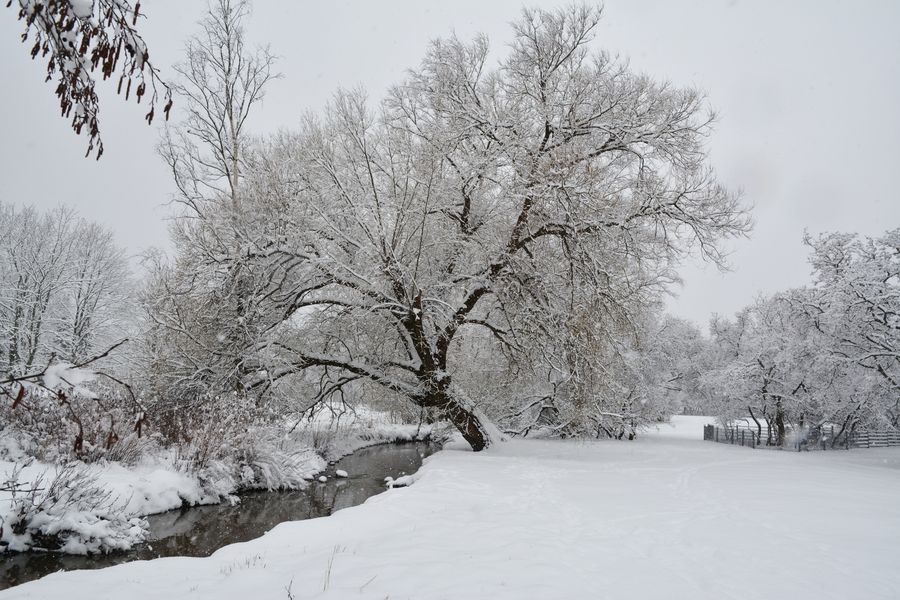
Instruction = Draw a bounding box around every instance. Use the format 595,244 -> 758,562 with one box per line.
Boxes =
1,0 -> 898,328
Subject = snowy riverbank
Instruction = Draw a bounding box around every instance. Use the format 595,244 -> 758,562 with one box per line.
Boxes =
0,418 -> 436,555
3,416 -> 899,599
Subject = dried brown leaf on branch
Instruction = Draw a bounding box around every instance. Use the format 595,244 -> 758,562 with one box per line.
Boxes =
7,0 -> 172,158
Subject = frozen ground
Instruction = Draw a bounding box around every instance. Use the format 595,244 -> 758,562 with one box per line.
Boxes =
3,416 -> 900,599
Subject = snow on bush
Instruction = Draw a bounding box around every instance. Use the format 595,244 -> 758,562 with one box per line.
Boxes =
0,429 -> 33,463
234,428 -> 324,491
42,363 -> 97,398
0,375 -> 147,465
0,462 -> 148,555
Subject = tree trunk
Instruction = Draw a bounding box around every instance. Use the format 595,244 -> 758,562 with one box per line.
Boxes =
774,400 -> 786,447
439,394 -> 494,452
748,405 -> 763,445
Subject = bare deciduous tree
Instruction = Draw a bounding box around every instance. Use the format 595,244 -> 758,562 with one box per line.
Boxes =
146,0 -> 278,415
159,0 -> 276,215
177,5 -> 748,450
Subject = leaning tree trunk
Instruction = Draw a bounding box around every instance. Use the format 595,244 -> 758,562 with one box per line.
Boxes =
427,388 -> 495,451
445,402 -> 491,451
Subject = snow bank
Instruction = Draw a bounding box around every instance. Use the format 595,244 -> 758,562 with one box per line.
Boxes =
0,458 -> 218,555
5,432 -> 900,599
384,474 -> 414,488
1,413 -> 434,556
302,421 -> 439,462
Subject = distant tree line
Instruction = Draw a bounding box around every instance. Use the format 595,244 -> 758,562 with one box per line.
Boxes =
698,229 -> 900,446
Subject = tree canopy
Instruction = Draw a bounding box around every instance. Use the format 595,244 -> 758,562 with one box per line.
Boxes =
146,4 -> 750,450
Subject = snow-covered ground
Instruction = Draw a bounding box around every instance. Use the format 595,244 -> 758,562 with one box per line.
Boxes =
4,416 -> 900,599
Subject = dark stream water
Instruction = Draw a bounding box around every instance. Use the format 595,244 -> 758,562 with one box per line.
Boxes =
0,442 -> 438,591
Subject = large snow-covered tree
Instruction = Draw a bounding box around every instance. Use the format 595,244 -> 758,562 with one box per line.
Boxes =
7,0 -> 171,158
251,6 -> 746,449
148,5 -> 749,450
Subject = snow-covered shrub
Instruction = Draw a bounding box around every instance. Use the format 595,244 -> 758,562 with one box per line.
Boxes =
100,432 -> 161,467
0,376 -> 143,464
234,429 -> 324,490
160,393 -> 259,470
0,428 -> 35,462
0,463 -> 148,554
302,422 -> 347,458
154,394 -> 322,493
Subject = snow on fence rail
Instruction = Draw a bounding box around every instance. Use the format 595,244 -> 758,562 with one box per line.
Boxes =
702,424 -> 900,451
850,430 -> 900,448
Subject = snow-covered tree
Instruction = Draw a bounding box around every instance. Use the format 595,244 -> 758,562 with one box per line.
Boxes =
701,229 -> 900,445
641,315 -> 715,416
7,0 -> 171,158
703,294 -> 838,445
145,0 -> 278,420
151,5 -> 748,451
806,230 -> 900,395
0,203 -> 139,459
0,203 -> 131,374
801,229 -> 900,427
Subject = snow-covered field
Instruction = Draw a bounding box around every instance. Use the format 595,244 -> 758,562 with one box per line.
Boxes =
3,416 -> 900,599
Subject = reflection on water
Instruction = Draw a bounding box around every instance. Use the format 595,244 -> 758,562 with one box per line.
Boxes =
0,442 -> 437,590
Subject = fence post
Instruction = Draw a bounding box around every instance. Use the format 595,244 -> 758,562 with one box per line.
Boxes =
741,430 -> 745,446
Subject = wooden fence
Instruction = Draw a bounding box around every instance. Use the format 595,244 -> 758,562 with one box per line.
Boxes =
702,424 -> 900,451
850,430 -> 900,448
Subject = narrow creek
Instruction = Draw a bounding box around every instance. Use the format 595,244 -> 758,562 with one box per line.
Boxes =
0,441 -> 439,591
